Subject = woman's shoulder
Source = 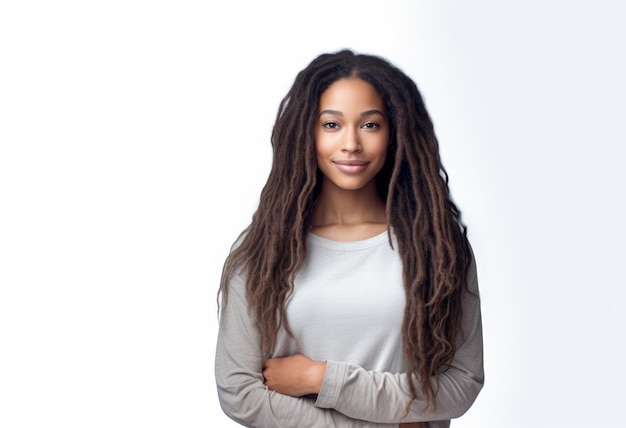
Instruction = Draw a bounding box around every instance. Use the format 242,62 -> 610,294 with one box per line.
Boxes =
228,228 -> 249,252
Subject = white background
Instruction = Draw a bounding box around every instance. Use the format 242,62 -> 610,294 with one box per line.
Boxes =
2,1 -> 625,427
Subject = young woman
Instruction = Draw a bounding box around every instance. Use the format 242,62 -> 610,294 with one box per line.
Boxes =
215,49 -> 483,427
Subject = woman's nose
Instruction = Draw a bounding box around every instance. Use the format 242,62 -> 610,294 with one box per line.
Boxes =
341,128 -> 361,153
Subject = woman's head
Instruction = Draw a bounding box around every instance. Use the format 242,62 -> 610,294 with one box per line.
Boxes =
271,49 -> 439,202
314,78 -> 390,195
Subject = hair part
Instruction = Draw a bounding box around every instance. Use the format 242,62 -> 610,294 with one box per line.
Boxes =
219,49 -> 472,415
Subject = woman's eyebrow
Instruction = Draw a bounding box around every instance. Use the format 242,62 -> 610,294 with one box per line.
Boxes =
319,109 -> 343,117
360,109 -> 385,118
318,109 -> 385,117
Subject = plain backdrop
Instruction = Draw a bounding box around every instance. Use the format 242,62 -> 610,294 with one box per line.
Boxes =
2,1 -> 625,427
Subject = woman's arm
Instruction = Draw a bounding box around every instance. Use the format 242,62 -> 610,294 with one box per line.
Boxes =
263,256 -> 484,424
215,271 -> 401,427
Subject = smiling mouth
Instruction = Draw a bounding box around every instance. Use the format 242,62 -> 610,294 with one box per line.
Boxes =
333,160 -> 369,173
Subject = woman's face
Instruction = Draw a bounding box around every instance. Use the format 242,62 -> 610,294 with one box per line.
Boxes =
314,78 -> 390,193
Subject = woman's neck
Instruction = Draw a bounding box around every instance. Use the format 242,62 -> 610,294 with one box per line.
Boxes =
310,180 -> 387,241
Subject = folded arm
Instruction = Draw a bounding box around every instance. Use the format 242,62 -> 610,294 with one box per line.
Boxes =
262,256 -> 484,424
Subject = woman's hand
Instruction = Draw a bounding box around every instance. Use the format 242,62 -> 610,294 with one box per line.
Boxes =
263,354 -> 326,397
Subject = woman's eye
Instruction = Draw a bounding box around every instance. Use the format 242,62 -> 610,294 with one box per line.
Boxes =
323,122 -> 339,129
362,122 -> 379,129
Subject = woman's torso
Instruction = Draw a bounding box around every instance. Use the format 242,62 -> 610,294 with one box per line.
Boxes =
272,231 -> 408,373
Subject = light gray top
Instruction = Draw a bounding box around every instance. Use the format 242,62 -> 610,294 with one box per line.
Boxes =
215,231 -> 484,427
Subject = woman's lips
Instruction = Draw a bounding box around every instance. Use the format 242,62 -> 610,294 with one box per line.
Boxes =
333,160 -> 369,173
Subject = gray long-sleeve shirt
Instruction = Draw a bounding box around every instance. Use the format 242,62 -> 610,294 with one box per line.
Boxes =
215,231 -> 484,427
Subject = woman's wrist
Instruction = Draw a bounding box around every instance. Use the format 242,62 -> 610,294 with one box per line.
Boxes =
307,360 -> 327,394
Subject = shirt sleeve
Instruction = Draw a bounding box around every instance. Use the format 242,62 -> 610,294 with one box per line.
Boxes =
314,255 -> 484,424
215,271 -> 400,428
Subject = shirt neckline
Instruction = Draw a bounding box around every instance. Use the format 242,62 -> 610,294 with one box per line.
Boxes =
307,230 -> 391,250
